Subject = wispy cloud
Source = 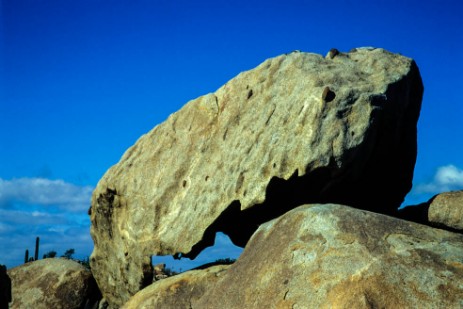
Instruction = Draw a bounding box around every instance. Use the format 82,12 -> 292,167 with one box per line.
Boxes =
0,177 -> 93,212
0,177 -> 94,268
0,208 -> 68,225
414,165 -> 463,194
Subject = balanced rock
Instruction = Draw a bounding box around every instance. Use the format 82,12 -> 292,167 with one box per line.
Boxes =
90,48 -> 423,307
191,204 -> 463,308
7,258 -> 100,309
122,265 -> 229,309
429,190 -> 463,231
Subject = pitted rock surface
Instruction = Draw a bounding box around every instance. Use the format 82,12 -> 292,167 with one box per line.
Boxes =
90,48 -> 423,307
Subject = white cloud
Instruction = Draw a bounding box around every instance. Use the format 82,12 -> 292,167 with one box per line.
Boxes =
151,232 -> 243,273
0,177 -> 93,212
414,165 -> 463,194
0,221 -> 94,269
0,178 -> 95,268
0,208 -> 68,225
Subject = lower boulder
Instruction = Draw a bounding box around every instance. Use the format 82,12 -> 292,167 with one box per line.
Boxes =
122,265 -> 229,308
216,204 -> 463,308
196,204 -> 463,308
399,190 -> 463,233
428,190 -> 463,231
128,204 -> 463,308
8,258 -> 101,309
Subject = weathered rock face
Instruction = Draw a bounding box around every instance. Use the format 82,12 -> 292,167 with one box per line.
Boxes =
8,258 -> 100,309
122,265 -> 229,309
190,204 -> 462,308
429,190 -> 463,231
90,48 -> 423,307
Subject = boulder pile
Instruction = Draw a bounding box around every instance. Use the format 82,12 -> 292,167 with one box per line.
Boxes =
89,47 -> 424,307
124,204 -> 463,308
7,48 -> 463,308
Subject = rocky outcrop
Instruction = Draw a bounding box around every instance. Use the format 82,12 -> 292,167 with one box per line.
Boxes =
122,265 -> 229,309
90,48 -> 423,307
129,204 -> 460,308
7,258 -> 100,309
429,190 -> 463,231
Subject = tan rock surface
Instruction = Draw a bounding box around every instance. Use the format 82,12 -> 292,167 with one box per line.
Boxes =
429,190 -> 463,231
90,48 -> 423,307
122,265 -> 229,309
193,204 -> 463,308
8,258 -> 100,309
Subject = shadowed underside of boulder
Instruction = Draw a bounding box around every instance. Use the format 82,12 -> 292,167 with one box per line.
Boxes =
90,48 -> 423,307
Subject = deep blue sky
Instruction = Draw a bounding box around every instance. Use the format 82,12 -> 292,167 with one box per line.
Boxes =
1,0 -> 462,269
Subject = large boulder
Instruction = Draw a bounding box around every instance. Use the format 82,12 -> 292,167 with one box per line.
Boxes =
429,190 -> 463,231
90,48 -> 423,307
7,258 -> 100,309
191,204 -> 462,308
122,265 -> 229,309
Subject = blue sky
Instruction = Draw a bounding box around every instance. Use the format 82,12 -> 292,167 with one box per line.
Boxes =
1,0 -> 462,270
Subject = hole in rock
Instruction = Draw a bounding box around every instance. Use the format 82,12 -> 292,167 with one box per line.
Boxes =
181,167 -> 338,260
151,232 -> 242,274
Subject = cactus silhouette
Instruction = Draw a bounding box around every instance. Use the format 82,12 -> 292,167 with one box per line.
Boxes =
34,237 -> 40,261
